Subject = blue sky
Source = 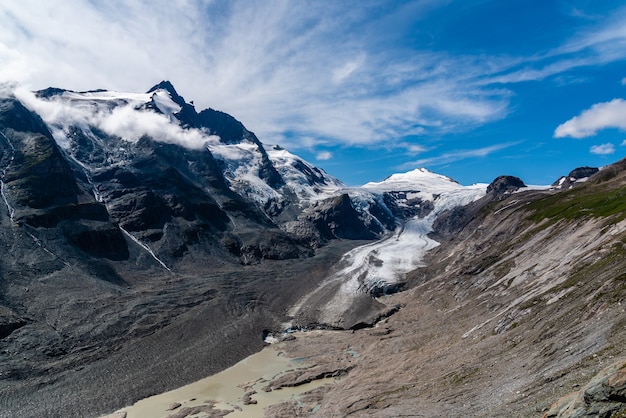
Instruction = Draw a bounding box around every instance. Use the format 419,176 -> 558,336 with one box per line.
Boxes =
1,1 -> 626,186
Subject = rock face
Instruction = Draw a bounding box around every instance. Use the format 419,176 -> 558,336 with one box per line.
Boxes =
543,360 -> 626,417
486,174 -> 526,198
308,194 -> 378,240
553,166 -> 599,189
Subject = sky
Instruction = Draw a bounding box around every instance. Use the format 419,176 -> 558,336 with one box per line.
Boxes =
1,0 -> 626,186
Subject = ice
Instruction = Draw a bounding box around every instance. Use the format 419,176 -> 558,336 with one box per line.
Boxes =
0,131 -> 16,221
120,227 -> 172,272
63,90 -> 152,103
295,183 -> 488,325
209,142 -> 282,204
341,186 -> 485,290
362,168 -> 463,193
266,145 -> 344,203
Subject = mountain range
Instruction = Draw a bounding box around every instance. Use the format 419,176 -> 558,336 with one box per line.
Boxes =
0,82 -> 625,417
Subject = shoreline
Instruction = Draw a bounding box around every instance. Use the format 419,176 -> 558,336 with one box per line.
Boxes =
102,337 -> 340,418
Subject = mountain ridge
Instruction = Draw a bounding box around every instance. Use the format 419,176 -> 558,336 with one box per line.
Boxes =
1,82 -> 624,417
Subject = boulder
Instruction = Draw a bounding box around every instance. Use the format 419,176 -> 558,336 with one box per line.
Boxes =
543,359 -> 626,417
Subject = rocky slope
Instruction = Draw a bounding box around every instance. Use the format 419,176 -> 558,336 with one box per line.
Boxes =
263,159 -> 626,417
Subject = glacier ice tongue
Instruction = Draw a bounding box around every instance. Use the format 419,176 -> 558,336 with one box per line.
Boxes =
290,183 -> 487,327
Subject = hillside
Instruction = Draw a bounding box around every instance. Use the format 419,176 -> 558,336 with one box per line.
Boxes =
261,161 -> 626,417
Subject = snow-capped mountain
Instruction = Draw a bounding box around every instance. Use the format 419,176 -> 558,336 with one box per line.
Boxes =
7,81 -> 624,418
4,81 -> 489,271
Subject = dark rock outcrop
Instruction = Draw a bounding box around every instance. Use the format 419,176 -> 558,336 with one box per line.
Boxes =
553,166 -> 599,189
310,194 -> 377,240
433,175 -> 526,238
0,307 -> 28,339
486,175 -> 526,198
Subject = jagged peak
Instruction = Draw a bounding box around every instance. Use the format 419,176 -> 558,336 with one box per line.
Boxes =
147,80 -> 186,107
35,87 -> 74,99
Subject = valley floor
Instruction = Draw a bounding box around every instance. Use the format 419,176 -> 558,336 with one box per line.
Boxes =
0,241 -> 361,418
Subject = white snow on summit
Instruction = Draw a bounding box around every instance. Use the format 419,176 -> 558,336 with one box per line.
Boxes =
363,168 -> 462,192
62,90 -> 152,103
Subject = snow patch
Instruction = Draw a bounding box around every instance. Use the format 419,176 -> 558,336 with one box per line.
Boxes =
263,334 -> 279,344
362,168 -> 462,193
209,142 -> 281,204
266,145 -> 344,202
120,227 -> 172,272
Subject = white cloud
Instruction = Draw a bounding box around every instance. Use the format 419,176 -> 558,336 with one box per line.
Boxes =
622,77 -> 626,85
315,151 -> 333,161
621,139 -> 626,146
481,10 -> 626,86
554,99 -> 626,138
590,143 -> 615,155
0,0 -> 511,149
332,54 -> 366,84
1,1 -> 626,154
406,144 -> 428,154
14,88 -> 219,150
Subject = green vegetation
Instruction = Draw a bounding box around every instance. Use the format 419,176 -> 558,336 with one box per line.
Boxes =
446,367 -> 480,386
552,241 -> 626,303
610,409 -> 626,418
527,184 -> 626,224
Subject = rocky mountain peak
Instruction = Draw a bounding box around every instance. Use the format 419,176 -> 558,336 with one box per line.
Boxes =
486,175 -> 526,198
147,80 -> 187,108
553,166 -> 599,189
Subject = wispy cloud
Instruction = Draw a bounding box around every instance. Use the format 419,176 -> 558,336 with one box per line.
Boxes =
1,0 -> 626,159
398,142 -> 517,170
0,1 -> 511,149
405,144 -> 429,154
14,88 -> 219,150
554,99 -> 626,138
590,143 -> 615,155
482,12 -> 626,86
315,151 -> 333,161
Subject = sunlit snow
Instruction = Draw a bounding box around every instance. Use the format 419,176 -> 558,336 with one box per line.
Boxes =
292,174 -> 488,325
266,145 -> 344,202
209,142 -> 282,204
